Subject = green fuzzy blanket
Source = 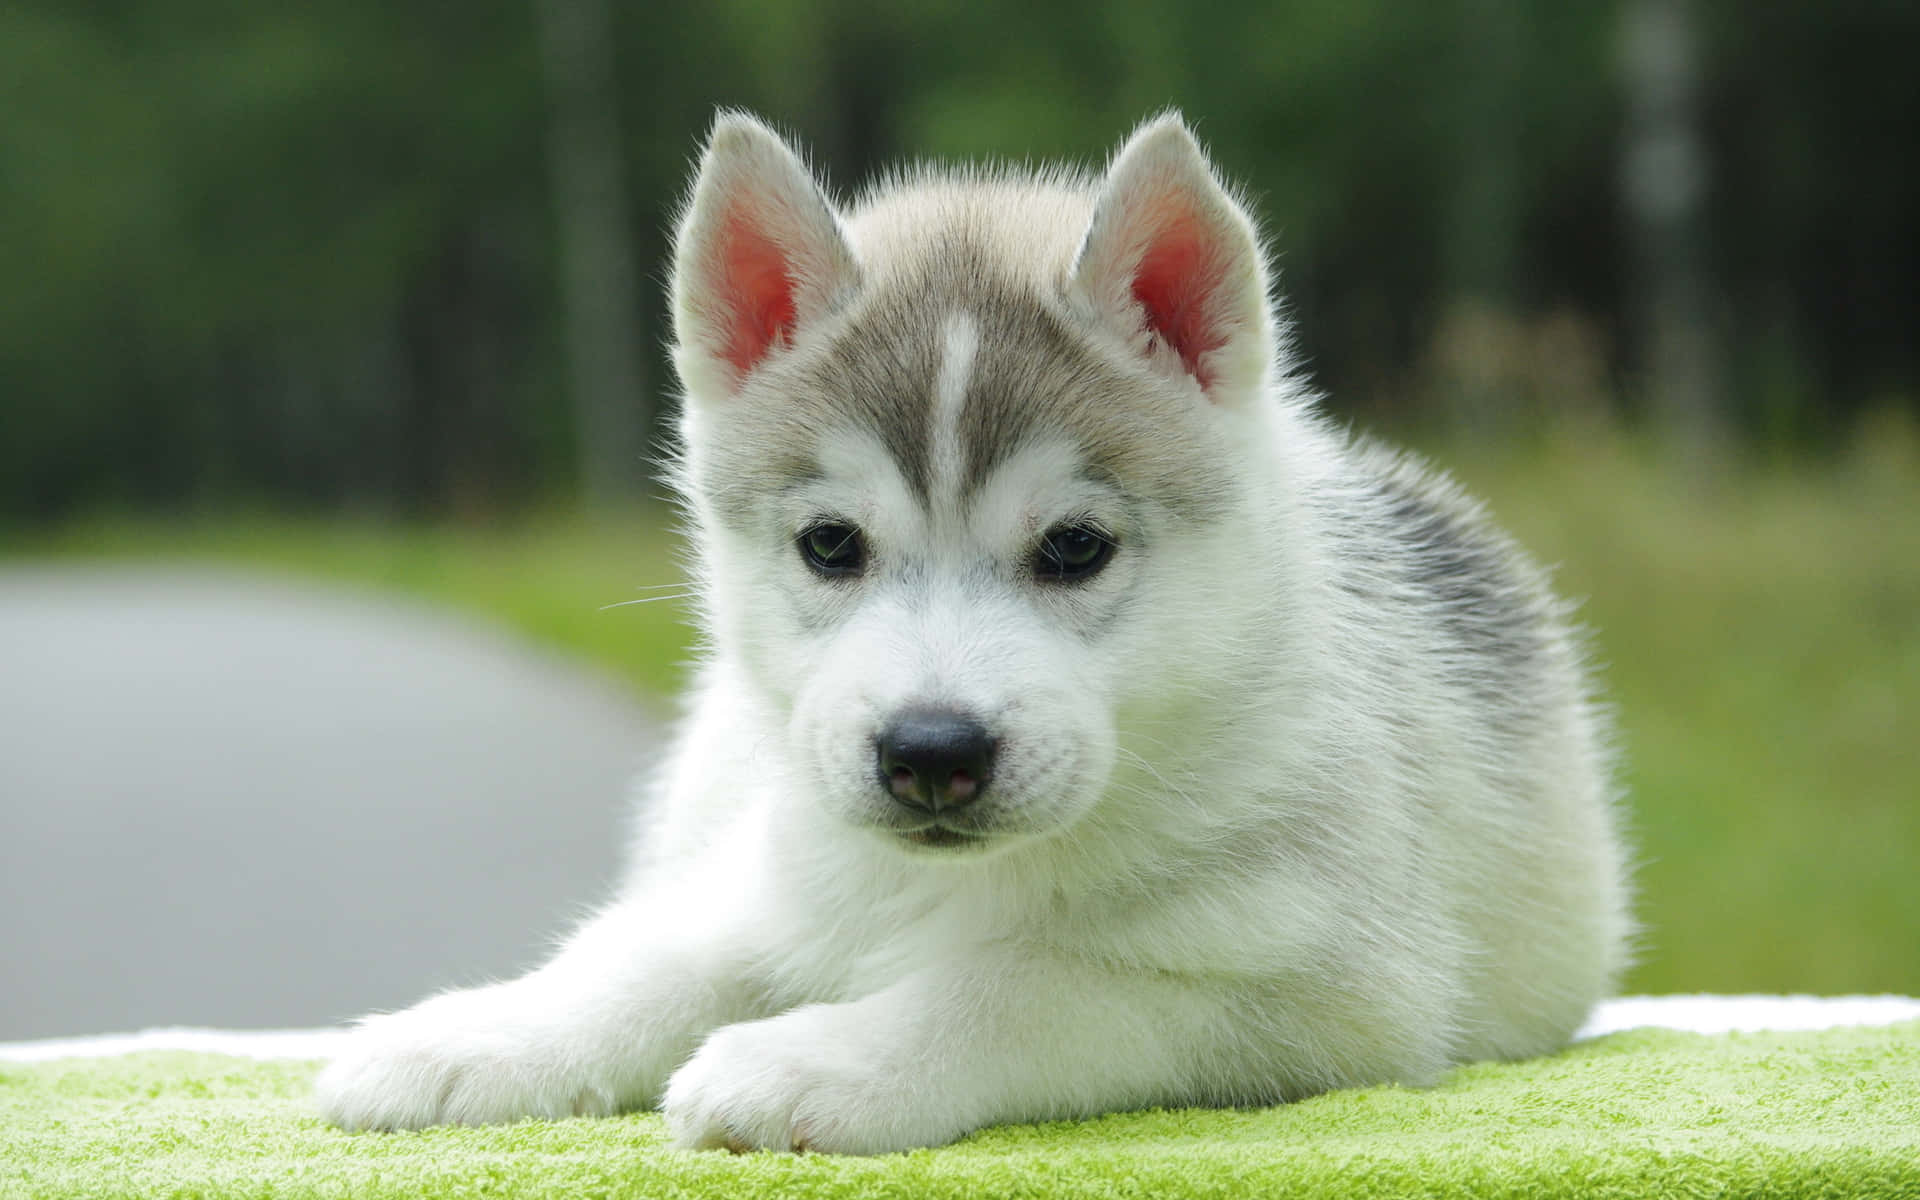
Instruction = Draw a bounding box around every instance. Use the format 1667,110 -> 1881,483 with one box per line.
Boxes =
4,1023 -> 1917,1199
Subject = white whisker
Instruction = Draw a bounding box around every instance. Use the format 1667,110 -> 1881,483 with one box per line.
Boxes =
598,593 -> 696,611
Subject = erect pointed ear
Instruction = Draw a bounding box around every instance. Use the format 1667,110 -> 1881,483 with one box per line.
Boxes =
671,112 -> 858,401
1068,114 -> 1273,403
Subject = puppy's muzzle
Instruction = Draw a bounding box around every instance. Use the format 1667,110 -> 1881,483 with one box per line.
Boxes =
875,708 -> 997,816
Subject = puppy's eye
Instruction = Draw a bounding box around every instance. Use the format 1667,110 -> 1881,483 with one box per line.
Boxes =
1035,522 -> 1115,583
799,522 -> 865,576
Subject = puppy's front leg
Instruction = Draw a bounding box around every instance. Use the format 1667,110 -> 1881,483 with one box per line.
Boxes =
663,949 -> 1259,1154
317,894 -> 762,1131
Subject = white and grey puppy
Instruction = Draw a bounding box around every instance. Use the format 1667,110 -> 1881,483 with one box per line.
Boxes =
318,111 -> 1632,1154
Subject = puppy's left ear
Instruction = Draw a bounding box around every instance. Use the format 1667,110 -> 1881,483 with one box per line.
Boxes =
1069,115 -> 1273,404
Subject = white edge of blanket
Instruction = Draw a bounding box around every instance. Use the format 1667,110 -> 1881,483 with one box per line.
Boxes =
1,994 -> 1917,1064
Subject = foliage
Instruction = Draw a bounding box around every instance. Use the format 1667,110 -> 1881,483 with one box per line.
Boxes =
3,0 -> 1918,515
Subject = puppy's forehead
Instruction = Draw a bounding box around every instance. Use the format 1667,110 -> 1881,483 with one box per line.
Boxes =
702,260 -> 1228,525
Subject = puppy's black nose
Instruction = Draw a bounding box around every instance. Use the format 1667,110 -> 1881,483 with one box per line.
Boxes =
876,708 -> 997,814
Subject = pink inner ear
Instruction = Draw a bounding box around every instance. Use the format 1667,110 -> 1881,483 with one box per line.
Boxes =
716,209 -> 798,376
1130,206 -> 1227,390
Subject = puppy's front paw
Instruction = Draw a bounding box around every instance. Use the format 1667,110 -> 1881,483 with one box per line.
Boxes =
317,986 -> 616,1131
663,1007 -> 965,1155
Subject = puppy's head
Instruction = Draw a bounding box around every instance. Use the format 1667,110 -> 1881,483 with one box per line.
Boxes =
667,111 -> 1283,856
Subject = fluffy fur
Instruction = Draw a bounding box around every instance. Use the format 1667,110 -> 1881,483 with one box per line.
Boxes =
316,111 -> 1632,1154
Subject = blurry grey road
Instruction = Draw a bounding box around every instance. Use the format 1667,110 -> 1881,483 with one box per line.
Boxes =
0,565 -> 660,1040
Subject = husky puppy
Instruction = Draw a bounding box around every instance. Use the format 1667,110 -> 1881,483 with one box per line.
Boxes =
317,112 -> 1631,1154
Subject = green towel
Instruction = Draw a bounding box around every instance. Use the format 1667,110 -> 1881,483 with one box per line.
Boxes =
5,1022 -> 1917,1198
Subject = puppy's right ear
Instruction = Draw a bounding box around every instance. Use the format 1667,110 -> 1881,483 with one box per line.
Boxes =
671,112 -> 858,402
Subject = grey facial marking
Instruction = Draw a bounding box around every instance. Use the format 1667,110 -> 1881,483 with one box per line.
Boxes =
817,307 -> 941,502
689,229 -> 1235,534
688,296 -> 941,527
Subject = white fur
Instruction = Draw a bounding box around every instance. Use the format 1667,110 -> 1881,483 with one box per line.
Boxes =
317,111 -> 1631,1154
929,310 -> 979,499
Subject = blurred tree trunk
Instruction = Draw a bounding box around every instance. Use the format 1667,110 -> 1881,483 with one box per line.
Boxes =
1443,0 -> 1524,435
534,0 -> 647,505
1448,0 -> 1520,311
1622,0 -> 1724,461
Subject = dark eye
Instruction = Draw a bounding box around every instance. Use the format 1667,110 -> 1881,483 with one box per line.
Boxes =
1035,522 -> 1115,583
799,522 -> 865,576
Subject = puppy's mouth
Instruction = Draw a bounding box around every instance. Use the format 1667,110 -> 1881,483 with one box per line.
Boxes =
895,823 -> 991,851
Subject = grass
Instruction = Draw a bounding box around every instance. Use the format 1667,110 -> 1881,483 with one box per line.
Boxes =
1445,422 -> 1920,995
12,425 -> 1918,997
8,1024 -> 1920,1198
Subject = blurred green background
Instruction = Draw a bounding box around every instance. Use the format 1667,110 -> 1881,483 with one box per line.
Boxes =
3,0 -> 1915,996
